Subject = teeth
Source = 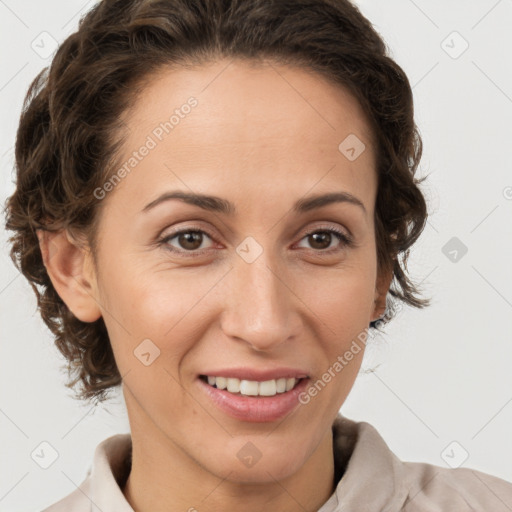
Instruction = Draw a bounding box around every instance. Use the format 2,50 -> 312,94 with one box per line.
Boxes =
204,376 -> 300,396
258,380 -> 276,396
240,380 -> 259,396
226,378 -> 240,393
216,376 -> 227,390
286,377 -> 296,391
276,378 -> 287,393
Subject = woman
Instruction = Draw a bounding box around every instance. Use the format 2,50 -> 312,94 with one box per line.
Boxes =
4,0 -> 512,510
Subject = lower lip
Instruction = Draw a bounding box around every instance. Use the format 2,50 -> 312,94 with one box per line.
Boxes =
197,377 -> 310,423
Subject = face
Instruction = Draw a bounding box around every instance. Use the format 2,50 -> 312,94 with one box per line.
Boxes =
65,59 -> 390,484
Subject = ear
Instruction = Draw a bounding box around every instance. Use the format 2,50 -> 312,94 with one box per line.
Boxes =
370,263 -> 394,322
37,229 -> 102,323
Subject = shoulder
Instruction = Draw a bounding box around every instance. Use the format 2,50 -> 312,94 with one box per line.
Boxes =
39,433 -> 132,512
330,414 -> 512,511
400,460 -> 512,511
40,473 -> 93,512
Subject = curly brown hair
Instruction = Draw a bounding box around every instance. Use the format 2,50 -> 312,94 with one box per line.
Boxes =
4,0 -> 430,405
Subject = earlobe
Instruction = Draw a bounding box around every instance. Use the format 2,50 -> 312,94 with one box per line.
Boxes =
371,265 -> 394,322
37,229 -> 102,323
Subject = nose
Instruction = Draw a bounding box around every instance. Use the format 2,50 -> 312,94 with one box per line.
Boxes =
219,253 -> 302,352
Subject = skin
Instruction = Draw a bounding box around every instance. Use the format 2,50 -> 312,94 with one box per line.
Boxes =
40,58 -> 393,512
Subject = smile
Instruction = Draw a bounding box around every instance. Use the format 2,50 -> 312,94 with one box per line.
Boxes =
198,375 -> 310,422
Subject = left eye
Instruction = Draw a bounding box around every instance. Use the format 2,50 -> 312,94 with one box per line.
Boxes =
297,229 -> 352,252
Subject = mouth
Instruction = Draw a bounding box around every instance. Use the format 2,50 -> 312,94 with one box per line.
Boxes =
199,374 -> 306,397
197,374 -> 311,422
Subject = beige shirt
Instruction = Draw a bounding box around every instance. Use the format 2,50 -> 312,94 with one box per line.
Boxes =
41,413 -> 512,511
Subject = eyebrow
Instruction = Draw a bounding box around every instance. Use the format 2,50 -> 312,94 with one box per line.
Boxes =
141,190 -> 367,215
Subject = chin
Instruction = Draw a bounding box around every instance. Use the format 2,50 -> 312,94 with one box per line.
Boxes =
197,436 -> 310,483
219,457 -> 304,484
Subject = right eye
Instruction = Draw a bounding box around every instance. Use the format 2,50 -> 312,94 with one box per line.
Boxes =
158,228 -> 216,257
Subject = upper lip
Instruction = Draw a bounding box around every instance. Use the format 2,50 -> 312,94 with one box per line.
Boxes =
199,367 -> 310,381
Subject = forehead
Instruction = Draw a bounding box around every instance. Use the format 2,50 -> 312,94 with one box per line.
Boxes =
108,58 -> 377,215
125,58 -> 375,146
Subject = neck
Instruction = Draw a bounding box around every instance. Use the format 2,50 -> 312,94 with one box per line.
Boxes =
122,423 -> 337,512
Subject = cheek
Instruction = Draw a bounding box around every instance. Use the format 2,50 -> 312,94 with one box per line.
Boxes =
297,263 -> 376,394
310,273 -> 374,397
97,253 -> 218,367
298,262 -> 376,330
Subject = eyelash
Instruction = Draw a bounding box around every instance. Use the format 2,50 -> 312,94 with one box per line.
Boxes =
157,225 -> 354,258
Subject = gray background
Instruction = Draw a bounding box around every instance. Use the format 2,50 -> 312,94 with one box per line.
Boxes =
1,0 -> 511,510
